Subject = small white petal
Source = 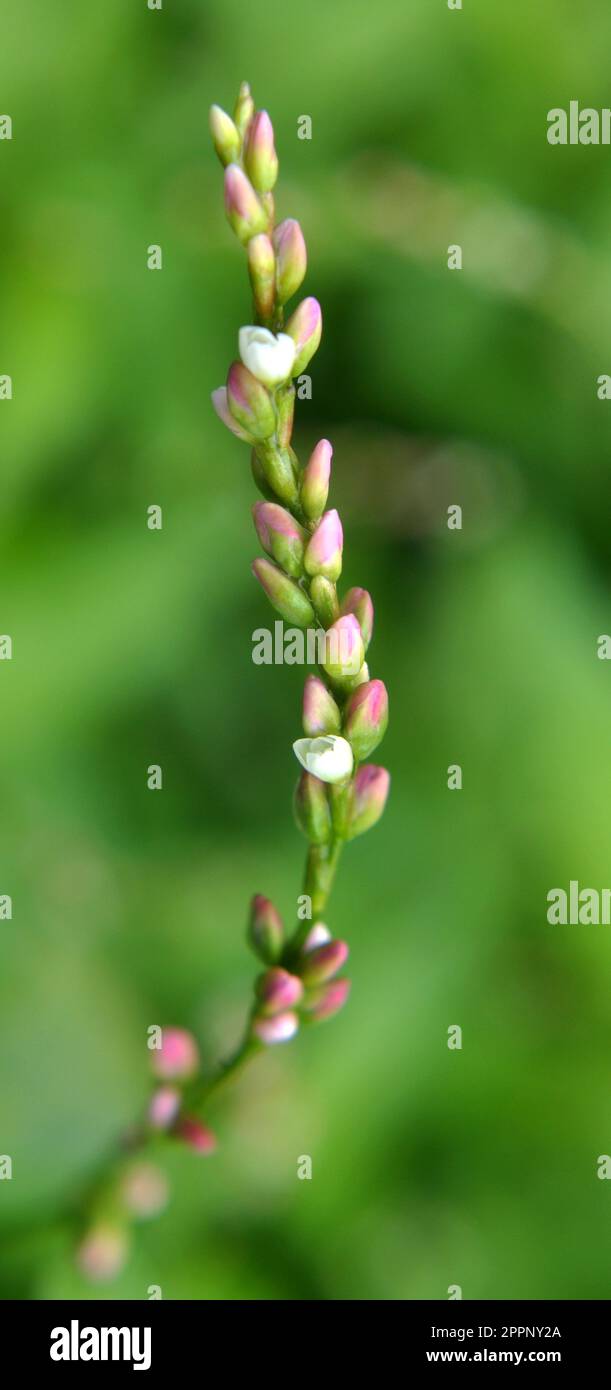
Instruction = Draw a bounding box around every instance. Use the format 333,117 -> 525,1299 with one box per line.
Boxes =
292,734 -> 353,784
239,325 -> 296,386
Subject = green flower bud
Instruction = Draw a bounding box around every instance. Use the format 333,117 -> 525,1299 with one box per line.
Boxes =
247,234 -> 276,323
321,615 -> 365,688
248,895 -> 284,963
224,164 -> 268,244
343,679 -> 389,760
234,81 -> 255,137
226,361 -> 275,441
310,575 -> 340,628
252,502 -> 306,577
252,557 -> 315,627
302,675 -> 341,736
294,770 -> 332,844
346,765 -> 391,839
273,218 -> 307,305
244,111 -> 278,194
209,105 -> 241,166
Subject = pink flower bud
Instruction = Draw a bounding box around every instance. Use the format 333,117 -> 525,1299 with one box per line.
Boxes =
303,978 -> 351,1022
300,940 -> 349,986
322,613 -> 365,686
341,587 -> 374,649
244,110 -> 278,193
76,1225 -> 129,1283
121,1162 -> 169,1219
176,1117 -> 217,1155
343,679 -> 389,760
148,1085 -> 181,1130
304,508 -> 343,582
248,893 -> 284,964
252,1011 -> 299,1044
300,438 -> 332,519
255,967 -> 304,1015
285,296 -> 322,376
211,386 -> 255,444
253,501 -> 306,577
224,163 -> 268,243
302,922 -> 332,952
347,764 -> 391,839
150,1027 -> 199,1081
273,218 -> 307,304
252,556 -> 316,627
226,361 -> 275,441
302,674 -> 341,736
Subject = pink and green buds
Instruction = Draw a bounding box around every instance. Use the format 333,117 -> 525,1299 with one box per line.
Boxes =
343,679 -> 389,760
255,966 -> 304,1015
300,439 -> 332,520
347,764 -> 391,839
248,893 -> 284,964
322,613 -> 365,686
273,218 -> 307,305
252,557 -> 315,627
247,234 -> 276,322
285,296 -> 322,376
302,978 -> 351,1022
304,509 -> 343,582
253,502 -> 306,577
244,110 -> 278,193
299,939 -> 349,986
302,674 -> 341,736
151,1028 -> 199,1081
239,325 -> 296,386
211,385 -> 255,444
294,770 -> 332,844
227,361 -> 275,441
175,1117 -> 217,1155
234,80 -> 255,137
209,104 -> 241,167
252,1011 -> 299,1044
293,734 -> 353,784
341,587 -> 374,650
224,164 -> 268,244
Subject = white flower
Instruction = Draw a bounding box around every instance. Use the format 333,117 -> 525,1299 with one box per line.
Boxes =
239,325 -> 296,386
292,734 -> 354,784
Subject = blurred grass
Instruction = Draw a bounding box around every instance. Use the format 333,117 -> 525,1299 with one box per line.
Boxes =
1,0 -> 611,1299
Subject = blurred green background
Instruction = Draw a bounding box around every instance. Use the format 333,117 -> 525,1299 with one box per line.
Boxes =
2,0 -> 611,1300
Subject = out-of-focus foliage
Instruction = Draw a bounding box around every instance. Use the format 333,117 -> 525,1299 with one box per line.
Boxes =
1,0 -> 611,1299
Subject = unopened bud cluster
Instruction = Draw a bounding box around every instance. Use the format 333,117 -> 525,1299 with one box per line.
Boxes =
248,898 -> 350,1042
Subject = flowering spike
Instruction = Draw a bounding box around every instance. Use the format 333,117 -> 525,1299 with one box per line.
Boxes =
302,978 -> 351,1022
239,326 -> 296,386
346,764 -> 391,839
226,361 -> 275,440
285,296 -> 323,375
300,438 -> 332,520
341,587 -> 374,649
299,939 -> 349,985
321,614 -> 365,687
252,1011 -> 299,1044
293,734 -> 353,784
150,1028 -> 199,1081
273,218 -> 307,304
248,893 -> 284,963
304,509 -> 343,582
224,164 -> 268,243
252,501 -> 306,577
244,110 -> 278,193
252,557 -> 315,626
343,679 -> 389,760
255,966 -> 304,1015
294,770 -> 332,844
302,674 -> 341,736
209,105 -> 241,167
